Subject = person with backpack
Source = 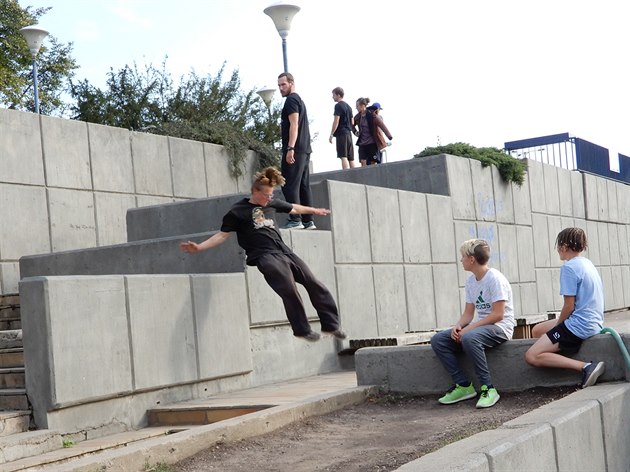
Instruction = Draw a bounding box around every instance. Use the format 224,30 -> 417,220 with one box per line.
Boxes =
353,97 -> 392,166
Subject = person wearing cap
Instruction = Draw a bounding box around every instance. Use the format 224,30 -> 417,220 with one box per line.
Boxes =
355,99 -> 393,166
370,102 -> 393,161
328,87 -> 355,170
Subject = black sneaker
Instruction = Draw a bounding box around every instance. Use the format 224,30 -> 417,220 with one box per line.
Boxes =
323,329 -> 347,340
581,361 -> 605,388
299,331 -> 321,342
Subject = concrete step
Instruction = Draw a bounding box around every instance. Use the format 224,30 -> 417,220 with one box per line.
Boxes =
0,389 -> 29,411
0,429 -> 62,465
0,331 -> 22,350
0,368 -> 25,389
0,410 -> 30,437
0,426 -> 180,471
0,349 -> 24,369
0,320 -> 21,331
148,405 -> 270,426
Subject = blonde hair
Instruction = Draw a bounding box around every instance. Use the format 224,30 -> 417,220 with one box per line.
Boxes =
252,167 -> 285,190
460,239 -> 491,265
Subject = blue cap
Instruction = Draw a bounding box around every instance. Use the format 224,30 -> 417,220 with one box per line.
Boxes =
372,102 -> 383,110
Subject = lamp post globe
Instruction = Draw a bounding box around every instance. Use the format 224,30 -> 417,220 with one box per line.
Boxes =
263,2 -> 300,73
19,25 -> 49,114
256,87 -> 276,110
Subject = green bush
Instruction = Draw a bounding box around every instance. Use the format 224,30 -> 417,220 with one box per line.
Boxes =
414,143 -> 526,186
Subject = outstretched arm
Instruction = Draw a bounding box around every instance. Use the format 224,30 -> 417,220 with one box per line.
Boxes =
290,204 -> 331,216
180,231 -> 231,253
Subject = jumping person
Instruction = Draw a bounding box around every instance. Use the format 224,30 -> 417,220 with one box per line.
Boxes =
180,167 -> 347,342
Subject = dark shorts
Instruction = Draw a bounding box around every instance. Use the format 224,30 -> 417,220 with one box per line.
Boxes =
358,143 -> 380,164
335,133 -> 354,160
546,321 -> 583,355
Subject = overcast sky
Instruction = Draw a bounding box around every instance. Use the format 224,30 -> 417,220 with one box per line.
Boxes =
23,0 -> 628,173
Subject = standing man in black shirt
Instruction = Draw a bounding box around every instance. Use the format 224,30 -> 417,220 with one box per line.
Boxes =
180,167 -> 346,342
278,72 -> 314,230
328,87 -> 355,169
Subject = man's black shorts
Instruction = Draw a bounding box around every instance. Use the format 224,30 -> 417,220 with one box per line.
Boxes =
335,133 -> 354,160
546,321 -> 583,355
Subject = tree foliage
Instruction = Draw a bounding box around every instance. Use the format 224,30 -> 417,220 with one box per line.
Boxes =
69,61 -> 281,178
0,0 -> 78,114
415,142 -> 526,186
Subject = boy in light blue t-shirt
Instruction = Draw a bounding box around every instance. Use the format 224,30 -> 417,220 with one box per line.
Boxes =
525,227 -> 605,388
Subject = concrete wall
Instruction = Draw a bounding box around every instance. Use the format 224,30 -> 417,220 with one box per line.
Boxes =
0,108 -> 257,294
19,229 -> 346,433
395,382 -> 630,472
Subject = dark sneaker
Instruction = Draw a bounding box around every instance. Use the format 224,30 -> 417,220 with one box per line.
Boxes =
323,329 -> 347,340
476,385 -> 500,408
281,220 -> 304,230
298,331 -> 321,342
303,221 -> 317,230
581,361 -> 605,388
438,384 -> 477,404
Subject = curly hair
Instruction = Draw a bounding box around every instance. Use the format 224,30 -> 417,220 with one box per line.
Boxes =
556,227 -> 588,252
252,167 -> 285,190
460,239 -> 491,265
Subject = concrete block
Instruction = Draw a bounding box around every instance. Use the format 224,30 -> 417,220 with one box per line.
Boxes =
497,224 -> 518,282
560,216 -> 575,232
526,159 -> 546,214
618,183 -> 630,224
48,188 -> 97,252
0,262 -> 20,295
404,265 -> 437,331
0,108 -> 45,185
532,213 -> 550,268
136,195 -> 176,207
600,267 -> 614,312
444,155 -> 476,220
427,194 -> 455,263
235,150 -> 258,194
454,221 -> 477,286
470,159 -> 495,221
398,190 -> 431,264
203,142 -> 240,197
557,167 -> 573,217
87,123 -> 134,193
622,266 -> 630,308
550,267 -> 562,311
582,173 -> 599,221
40,115 -> 92,189
0,184 -> 50,259
536,269 -> 555,313
611,266 -> 625,311
542,164 -> 560,215
570,170 -> 586,219
367,186 -> 403,263
249,324 -> 342,385
596,177 -> 608,221
433,264 -> 460,329
130,132 -> 172,196
354,347 -> 390,388
608,223 -> 621,265
598,222 -> 611,266
617,225 -> 629,265
512,171 -> 532,225
335,265 -> 377,338
373,265 -> 408,336
519,282 -> 539,316
491,165 -> 515,223
511,283 -> 522,318
246,265 -> 285,325
482,424 -> 557,472
328,181 -> 371,263
608,179 -> 620,222
191,274 -> 253,379
586,220 -> 600,265
94,192 -> 136,246
126,275 -> 197,389
169,137 -> 207,198
546,215 -> 563,268
516,226 -> 536,282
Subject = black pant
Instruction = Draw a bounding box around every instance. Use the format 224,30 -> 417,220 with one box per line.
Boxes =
281,152 -> 313,223
256,252 -> 340,336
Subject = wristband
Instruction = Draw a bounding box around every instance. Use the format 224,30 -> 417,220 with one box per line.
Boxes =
287,146 -> 295,151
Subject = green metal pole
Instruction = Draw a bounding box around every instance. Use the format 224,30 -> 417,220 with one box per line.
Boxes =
600,327 -> 630,371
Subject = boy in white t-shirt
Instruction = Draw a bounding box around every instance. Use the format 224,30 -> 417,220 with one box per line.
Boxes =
431,239 -> 515,408
525,227 -> 605,388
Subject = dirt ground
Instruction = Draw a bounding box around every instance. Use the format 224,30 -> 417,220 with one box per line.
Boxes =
173,385 -> 578,472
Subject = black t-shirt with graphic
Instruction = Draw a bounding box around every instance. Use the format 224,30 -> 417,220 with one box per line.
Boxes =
221,198 -> 294,265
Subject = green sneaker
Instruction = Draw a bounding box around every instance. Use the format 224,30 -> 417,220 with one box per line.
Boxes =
476,385 -> 500,408
438,384 -> 477,404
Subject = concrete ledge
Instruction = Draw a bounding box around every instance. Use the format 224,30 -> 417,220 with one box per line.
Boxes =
356,334 -> 629,393
396,382 -> 630,472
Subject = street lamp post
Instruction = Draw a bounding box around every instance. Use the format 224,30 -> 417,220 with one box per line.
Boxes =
256,87 -> 276,115
263,2 -> 300,72
19,25 -> 49,114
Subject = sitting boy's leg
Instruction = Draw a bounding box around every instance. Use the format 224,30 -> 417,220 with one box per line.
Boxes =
525,323 -> 584,371
531,319 -> 556,339
459,325 -> 508,388
430,329 -> 468,385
